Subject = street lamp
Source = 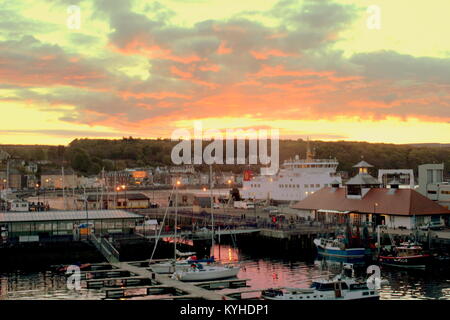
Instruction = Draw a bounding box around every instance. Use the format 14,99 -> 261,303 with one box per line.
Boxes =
121,185 -> 127,209
35,183 -> 40,206
373,202 -> 379,235
116,186 -> 121,209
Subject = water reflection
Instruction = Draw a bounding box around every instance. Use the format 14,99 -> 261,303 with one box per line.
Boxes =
0,244 -> 448,300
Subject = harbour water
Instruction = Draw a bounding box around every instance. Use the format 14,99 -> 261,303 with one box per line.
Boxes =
1,244 -> 449,300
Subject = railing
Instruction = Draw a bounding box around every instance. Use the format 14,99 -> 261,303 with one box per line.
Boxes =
89,233 -> 120,263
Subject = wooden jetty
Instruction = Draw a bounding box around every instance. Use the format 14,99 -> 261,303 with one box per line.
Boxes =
108,261 -> 235,300
101,278 -> 249,299
79,257 -> 252,300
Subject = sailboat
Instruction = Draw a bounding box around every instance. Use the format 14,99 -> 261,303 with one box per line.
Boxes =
172,165 -> 240,281
149,180 -> 212,274
149,253 -> 215,274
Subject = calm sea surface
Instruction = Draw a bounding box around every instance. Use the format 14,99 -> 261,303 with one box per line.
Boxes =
1,245 -> 449,300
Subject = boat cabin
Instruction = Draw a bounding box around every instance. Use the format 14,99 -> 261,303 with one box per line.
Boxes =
396,245 -> 423,257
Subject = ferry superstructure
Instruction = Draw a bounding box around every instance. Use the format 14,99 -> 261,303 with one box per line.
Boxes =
241,145 -> 341,203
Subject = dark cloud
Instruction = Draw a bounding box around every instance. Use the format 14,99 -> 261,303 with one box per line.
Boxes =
0,35 -> 111,88
351,50 -> 450,84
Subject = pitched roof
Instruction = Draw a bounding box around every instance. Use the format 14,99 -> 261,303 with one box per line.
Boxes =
353,160 -> 373,168
291,187 -> 450,216
346,173 -> 380,185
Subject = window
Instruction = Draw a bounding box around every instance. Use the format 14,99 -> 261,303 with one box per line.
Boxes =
436,169 -> 443,183
315,184 -> 320,188
427,169 -> 433,183
316,283 -> 335,291
350,283 -> 369,290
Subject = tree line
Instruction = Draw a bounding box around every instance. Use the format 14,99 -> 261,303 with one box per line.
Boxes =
1,138 -> 449,177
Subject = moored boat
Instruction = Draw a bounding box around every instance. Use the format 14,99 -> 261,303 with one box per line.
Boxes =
314,238 -> 366,258
262,266 -> 382,301
172,263 -> 240,281
150,256 -> 215,274
378,242 -> 431,269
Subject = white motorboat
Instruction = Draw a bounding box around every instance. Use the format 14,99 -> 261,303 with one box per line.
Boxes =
172,263 -> 240,281
262,265 -> 385,301
262,275 -> 380,300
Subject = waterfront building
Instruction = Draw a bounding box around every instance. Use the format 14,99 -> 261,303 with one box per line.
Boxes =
0,210 -> 143,244
417,163 -> 450,209
292,161 -> 450,229
241,143 -> 341,203
77,192 -> 151,210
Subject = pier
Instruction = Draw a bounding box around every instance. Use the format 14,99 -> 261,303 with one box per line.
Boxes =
80,260 -> 246,300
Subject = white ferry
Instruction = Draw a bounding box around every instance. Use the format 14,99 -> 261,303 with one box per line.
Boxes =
241,143 -> 341,203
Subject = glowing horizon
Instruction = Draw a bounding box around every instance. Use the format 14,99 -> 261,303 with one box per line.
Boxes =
1,0 -> 449,145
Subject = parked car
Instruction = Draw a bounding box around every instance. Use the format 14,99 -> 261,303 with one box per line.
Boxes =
419,221 -> 445,230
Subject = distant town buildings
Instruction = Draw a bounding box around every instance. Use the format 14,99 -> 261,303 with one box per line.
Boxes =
41,168 -> 78,189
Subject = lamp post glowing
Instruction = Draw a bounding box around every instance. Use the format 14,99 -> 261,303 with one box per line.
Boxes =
116,186 -> 120,209
121,185 -> 127,208
36,183 -> 40,204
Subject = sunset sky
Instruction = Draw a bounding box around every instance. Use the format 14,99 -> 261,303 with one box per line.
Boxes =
1,0 -> 449,145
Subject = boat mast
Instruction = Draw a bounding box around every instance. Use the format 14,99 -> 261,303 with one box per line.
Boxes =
62,166 -> 66,210
210,164 -> 215,254
174,179 -> 179,263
